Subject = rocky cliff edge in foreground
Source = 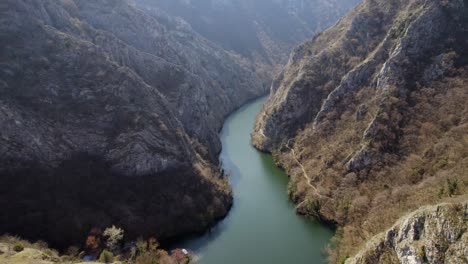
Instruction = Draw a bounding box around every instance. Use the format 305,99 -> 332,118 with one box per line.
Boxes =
347,202 -> 467,264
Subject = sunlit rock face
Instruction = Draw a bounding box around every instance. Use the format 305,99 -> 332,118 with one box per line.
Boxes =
347,202 -> 468,264
254,0 -> 467,177
253,0 -> 467,260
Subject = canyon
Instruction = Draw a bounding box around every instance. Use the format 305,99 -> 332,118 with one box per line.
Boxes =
0,0 -> 466,263
0,0 -> 358,251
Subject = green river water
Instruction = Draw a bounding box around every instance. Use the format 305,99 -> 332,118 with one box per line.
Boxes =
179,97 -> 333,264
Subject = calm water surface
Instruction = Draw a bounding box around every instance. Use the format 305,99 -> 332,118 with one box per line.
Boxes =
178,97 -> 333,264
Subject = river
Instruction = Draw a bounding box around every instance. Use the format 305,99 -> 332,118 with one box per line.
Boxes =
178,97 -> 333,264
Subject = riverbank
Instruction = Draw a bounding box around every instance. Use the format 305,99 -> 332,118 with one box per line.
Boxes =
176,97 -> 334,264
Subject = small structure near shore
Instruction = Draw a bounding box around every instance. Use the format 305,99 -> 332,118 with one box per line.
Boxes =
171,248 -> 191,263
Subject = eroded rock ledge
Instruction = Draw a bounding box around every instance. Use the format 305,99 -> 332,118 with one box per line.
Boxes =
347,202 -> 467,264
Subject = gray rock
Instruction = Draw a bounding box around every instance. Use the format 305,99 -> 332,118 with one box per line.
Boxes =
346,202 -> 468,264
252,0 -> 467,259
0,0 -> 266,246
254,0 -> 467,168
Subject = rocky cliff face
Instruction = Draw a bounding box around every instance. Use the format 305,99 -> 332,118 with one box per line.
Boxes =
0,0 -> 362,249
253,0 -> 467,261
347,202 -> 467,264
0,0 -> 267,248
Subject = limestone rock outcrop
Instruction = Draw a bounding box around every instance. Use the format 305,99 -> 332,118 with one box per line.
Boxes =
347,202 -> 467,264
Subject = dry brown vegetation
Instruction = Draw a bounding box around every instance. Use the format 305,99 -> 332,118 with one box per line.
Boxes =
260,0 -> 468,262
279,67 -> 468,263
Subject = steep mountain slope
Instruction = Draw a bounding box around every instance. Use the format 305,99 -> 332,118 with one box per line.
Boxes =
0,0 -> 364,250
253,0 -> 468,261
134,0 -> 361,80
0,0 -> 266,248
